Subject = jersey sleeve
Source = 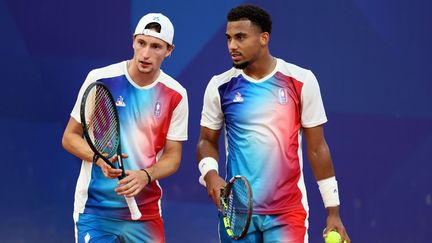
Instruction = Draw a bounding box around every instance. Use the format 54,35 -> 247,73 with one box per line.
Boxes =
70,70 -> 97,123
300,70 -> 328,128
200,77 -> 224,130
167,91 -> 189,141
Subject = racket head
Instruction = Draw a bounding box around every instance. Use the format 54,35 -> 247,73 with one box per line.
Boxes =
80,81 -> 121,168
220,175 -> 253,240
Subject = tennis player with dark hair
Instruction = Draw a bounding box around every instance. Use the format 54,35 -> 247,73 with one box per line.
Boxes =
62,13 -> 188,242
197,4 -> 350,243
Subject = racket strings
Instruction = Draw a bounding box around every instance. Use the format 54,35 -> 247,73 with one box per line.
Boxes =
87,87 -> 119,158
225,179 -> 250,237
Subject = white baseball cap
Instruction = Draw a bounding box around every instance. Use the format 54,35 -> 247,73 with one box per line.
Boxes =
134,13 -> 174,45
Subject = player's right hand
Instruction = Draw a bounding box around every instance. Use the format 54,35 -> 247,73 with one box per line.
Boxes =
95,158 -> 122,179
204,171 -> 227,210
95,154 -> 128,179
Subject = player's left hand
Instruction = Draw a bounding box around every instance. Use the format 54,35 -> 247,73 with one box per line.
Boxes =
323,206 -> 351,243
115,170 -> 149,197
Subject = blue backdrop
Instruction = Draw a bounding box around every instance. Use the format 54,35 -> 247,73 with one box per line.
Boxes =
1,0 -> 431,242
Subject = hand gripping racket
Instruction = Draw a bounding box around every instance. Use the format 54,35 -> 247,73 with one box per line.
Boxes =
80,81 -> 142,220
220,175 -> 253,240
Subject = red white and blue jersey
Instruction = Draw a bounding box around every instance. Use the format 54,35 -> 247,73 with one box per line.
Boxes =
70,61 -> 188,220
201,58 -> 327,214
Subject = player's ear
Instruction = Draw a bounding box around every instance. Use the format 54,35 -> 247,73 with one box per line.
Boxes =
260,32 -> 270,46
132,35 -> 136,47
165,44 -> 175,58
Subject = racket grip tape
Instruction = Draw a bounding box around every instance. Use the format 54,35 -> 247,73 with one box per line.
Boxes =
124,196 -> 142,220
223,217 -> 234,237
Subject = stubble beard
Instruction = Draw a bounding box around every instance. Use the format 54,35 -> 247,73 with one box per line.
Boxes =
232,61 -> 250,70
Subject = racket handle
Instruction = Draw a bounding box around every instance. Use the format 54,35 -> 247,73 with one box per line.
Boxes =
125,196 -> 142,220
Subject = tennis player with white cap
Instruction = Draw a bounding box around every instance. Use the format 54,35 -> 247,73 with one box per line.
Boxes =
62,12 -> 188,243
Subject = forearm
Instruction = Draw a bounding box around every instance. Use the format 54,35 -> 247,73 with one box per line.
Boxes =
308,144 -> 341,208
196,127 -> 223,187
304,126 -> 341,209
145,140 -> 182,181
62,131 -> 94,162
307,141 -> 335,181
145,154 -> 180,181
197,140 -> 219,162
196,126 -> 221,163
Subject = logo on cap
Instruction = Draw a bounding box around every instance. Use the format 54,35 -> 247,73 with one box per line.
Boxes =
134,13 -> 174,45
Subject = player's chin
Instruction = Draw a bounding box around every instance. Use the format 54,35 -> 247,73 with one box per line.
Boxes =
232,61 -> 249,69
138,66 -> 152,73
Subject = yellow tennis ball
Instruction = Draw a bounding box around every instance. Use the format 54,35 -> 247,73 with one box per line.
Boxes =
325,231 -> 342,243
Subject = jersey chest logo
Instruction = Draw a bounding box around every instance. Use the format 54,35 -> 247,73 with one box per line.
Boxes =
278,88 -> 288,104
115,96 -> 126,107
232,92 -> 244,103
154,101 -> 162,118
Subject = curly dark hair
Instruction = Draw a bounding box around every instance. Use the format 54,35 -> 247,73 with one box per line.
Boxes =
227,4 -> 272,34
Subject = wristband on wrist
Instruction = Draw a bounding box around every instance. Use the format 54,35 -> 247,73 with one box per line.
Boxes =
141,169 -> 152,184
92,153 -> 99,164
198,157 -> 219,187
318,176 -> 340,208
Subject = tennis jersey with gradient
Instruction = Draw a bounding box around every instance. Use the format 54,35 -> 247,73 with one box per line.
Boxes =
70,61 -> 188,220
201,58 -> 327,215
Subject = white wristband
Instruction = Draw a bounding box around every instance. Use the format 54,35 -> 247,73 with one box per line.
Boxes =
318,176 -> 340,208
198,157 -> 219,187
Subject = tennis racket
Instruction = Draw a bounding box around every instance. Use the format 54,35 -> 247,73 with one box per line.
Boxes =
80,81 -> 142,220
220,175 -> 253,240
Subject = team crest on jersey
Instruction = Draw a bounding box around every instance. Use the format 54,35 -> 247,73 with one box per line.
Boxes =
154,101 -> 162,118
233,92 -> 244,103
115,96 -> 126,107
278,88 -> 288,104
